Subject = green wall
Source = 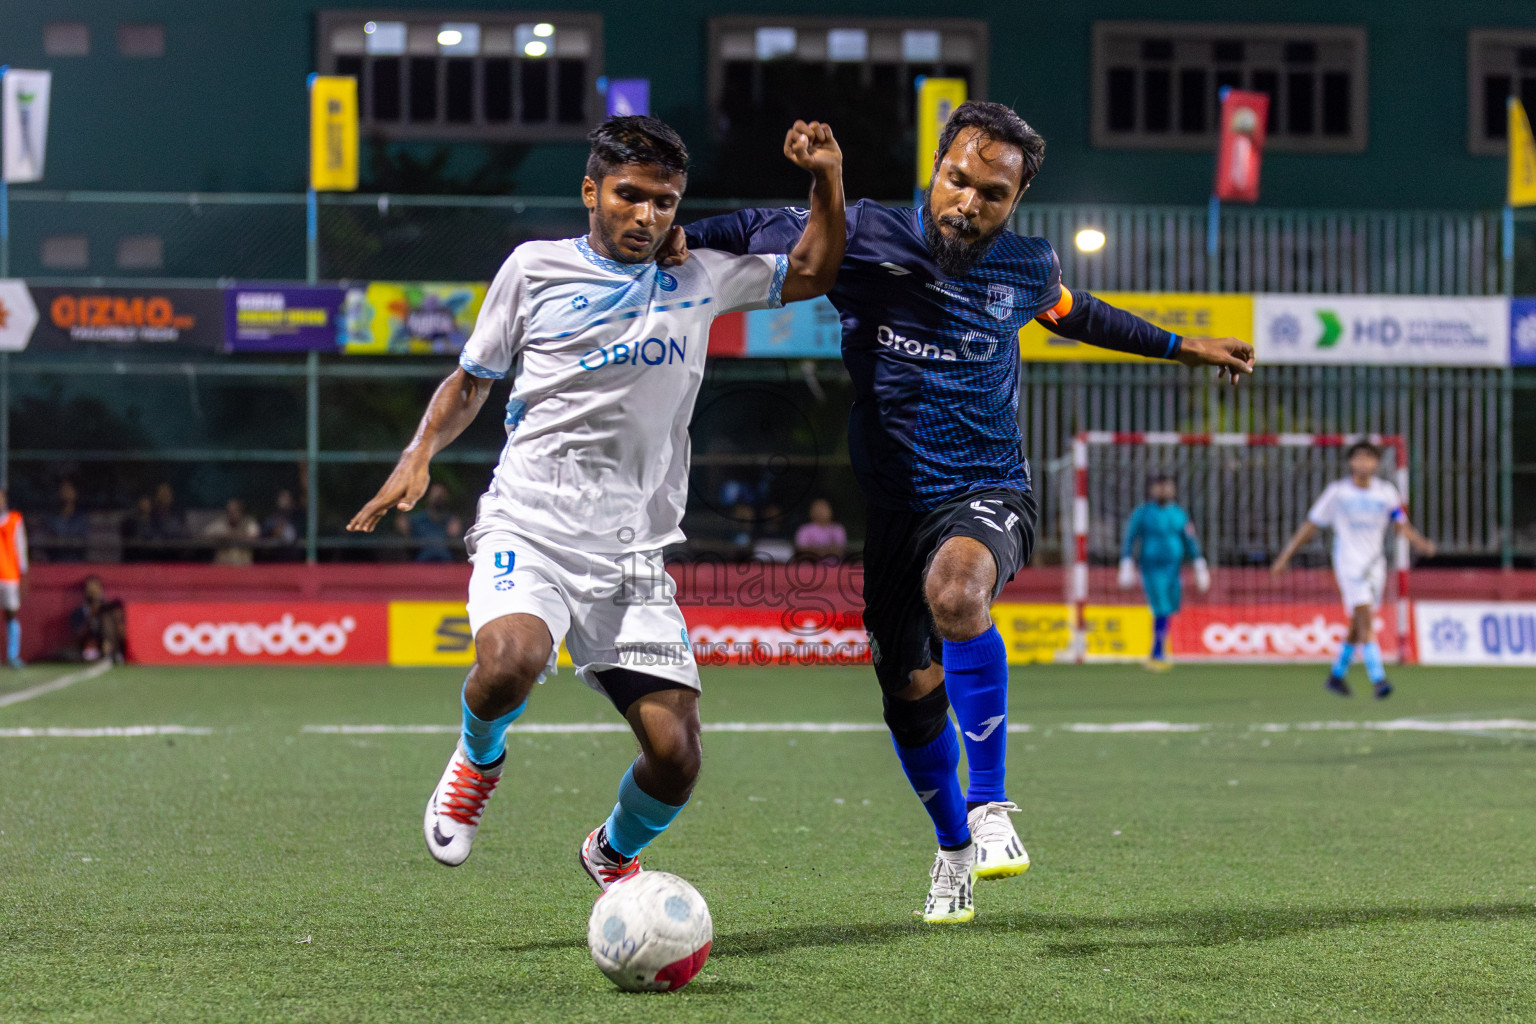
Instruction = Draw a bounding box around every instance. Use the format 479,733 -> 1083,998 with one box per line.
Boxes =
4,0 -> 1536,206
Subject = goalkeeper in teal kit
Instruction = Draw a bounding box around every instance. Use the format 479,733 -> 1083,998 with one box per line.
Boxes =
1118,476 -> 1210,670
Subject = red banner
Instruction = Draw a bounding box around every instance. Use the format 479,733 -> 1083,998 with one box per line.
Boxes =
1170,603 -> 1399,661
126,602 -> 389,664
683,606 -> 868,666
1214,89 -> 1270,203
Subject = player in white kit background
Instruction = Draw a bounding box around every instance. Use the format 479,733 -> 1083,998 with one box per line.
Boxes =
348,115 -> 846,887
1271,441 -> 1436,698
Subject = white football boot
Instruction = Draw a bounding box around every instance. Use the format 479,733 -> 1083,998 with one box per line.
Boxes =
423,741 -> 503,866
916,844 -> 976,924
968,801 -> 1030,880
580,825 -> 643,892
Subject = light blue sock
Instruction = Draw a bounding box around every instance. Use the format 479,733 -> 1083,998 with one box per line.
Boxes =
943,626 -> 1010,804
6,619 -> 19,663
460,683 -> 525,767
1361,643 -> 1386,684
892,721 -> 970,847
1332,642 -> 1356,679
604,764 -> 687,858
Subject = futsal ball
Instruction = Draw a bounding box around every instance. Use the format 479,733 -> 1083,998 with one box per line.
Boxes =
587,871 -> 713,992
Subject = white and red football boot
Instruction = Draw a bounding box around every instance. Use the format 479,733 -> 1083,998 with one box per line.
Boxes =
580,825 -> 643,891
423,741 -> 503,866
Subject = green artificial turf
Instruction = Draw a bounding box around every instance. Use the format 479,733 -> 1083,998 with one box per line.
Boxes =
1,663 -> 1534,1023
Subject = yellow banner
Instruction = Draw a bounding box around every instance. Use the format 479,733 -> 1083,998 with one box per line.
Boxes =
1510,98 -> 1536,208
310,76 -> 359,192
916,78 -> 967,188
1019,292 -> 1253,362
388,601 -> 571,667
992,602 -> 1152,663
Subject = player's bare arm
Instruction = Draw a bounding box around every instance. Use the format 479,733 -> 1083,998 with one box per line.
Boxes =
1270,520 -> 1319,575
1172,334 -> 1257,384
1396,518 -> 1437,558
778,120 -> 846,302
346,368 -> 495,532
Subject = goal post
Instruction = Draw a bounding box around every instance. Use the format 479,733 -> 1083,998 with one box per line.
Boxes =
1064,431 -> 1413,665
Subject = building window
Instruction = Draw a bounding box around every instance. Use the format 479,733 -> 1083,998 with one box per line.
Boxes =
1092,22 -> 1367,153
44,22 -> 90,57
116,235 -> 164,270
315,11 -> 602,142
42,236 -> 89,271
117,23 -> 165,58
1468,29 -> 1536,155
708,16 -> 988,198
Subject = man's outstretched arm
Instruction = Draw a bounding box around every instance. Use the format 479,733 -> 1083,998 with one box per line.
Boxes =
346,368 -> 494,532
1038,285 -> 1255,384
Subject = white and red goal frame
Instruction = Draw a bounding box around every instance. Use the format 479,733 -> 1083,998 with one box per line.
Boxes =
1067,431 -> 1413,664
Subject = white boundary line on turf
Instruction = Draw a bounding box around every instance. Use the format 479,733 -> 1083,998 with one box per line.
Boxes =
0,725 -> 213,738
0,660 -> 113,709
302,718 -> 1536,736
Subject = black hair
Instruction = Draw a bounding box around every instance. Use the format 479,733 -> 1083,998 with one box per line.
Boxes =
585,116 -> 689,183
934,101 -> 1046,195
1347,440 -> 1381,460
1147,474 -> 1174,495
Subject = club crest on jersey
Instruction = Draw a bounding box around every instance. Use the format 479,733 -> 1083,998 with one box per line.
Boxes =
985,284 -> 1015,321
571,294 -> 590,310
656,270 -> 678,291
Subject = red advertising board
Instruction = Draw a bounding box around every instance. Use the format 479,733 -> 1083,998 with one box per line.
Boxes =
126,602 -> 389,664
1214,89 -> 1270,203
1169,603 -> 1399,661
683,605 -> 868,666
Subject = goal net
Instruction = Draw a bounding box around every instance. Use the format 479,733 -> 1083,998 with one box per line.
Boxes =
1056,432 -> 1412,664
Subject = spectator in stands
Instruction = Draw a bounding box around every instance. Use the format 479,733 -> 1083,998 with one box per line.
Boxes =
71,575 -> 125,664
41,479 -> 89,563
379,507 -> 415,562
202,498 -> 260,566
0,488 -> 28,667
120,495 -> 155,562
794,498 -> 847,564
261,489 -> 302,562
146,482 -> 188,560
409,483 -> 461,562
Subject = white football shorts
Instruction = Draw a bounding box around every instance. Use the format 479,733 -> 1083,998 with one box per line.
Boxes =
0,581 -> 19,613
1335,561 -> 1386,612
465,527 -> 699,697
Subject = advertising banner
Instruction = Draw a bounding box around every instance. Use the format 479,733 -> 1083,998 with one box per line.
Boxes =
743,296 -> 842,358
1168,603 -> 1398,661
1415,601 -> 1536,666
309,75 -> 359,192
1214,89 -> 1270,204
30,286 -> 224,348
2,68 -> 51,183
0,280 -> 39,352
992,603 -> 1153,662
339,282 -> 488,355
126,602 -> 389,665
916,77 -> 967,192
1509,98 -> 1536,208
1510,298 -> 1536,366
1020,293 -> 1251,363
224,285 -> 345,352
1253,295 -> 1509,367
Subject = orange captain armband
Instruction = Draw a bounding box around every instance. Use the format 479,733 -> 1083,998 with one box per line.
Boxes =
1039,285 -> 1074,324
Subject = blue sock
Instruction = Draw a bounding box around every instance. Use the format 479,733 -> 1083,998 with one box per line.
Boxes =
1152,615 -> 1170,660
604,764 -> 687,858
943,626 -> 1010,804
1361,643 -> 1385,684
1332,642 -> 1356,679
6,619 -> 18,663
460,683 -> 525,767
892,723 -> 970,847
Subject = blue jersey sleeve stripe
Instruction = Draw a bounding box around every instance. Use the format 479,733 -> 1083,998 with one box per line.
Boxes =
459,355 -> 506,379
768,254 -> 789,308
1164,332 -> 1180,359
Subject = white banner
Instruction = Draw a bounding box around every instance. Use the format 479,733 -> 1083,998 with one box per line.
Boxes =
1254,295 -> 1509,366
0,281 -> 38,351
1415,601 -> 1536,665
3,69 -> 51,183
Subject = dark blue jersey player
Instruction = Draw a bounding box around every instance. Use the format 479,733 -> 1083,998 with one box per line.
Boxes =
682,102 -> 1254,923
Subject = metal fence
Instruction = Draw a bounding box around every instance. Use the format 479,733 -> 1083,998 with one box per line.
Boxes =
1021,362 -> 1527,565
7,189 -> 1533,291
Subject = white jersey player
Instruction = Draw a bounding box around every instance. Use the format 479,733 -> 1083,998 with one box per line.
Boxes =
1272,441 -> 1435,699
348,115 -> 845,887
